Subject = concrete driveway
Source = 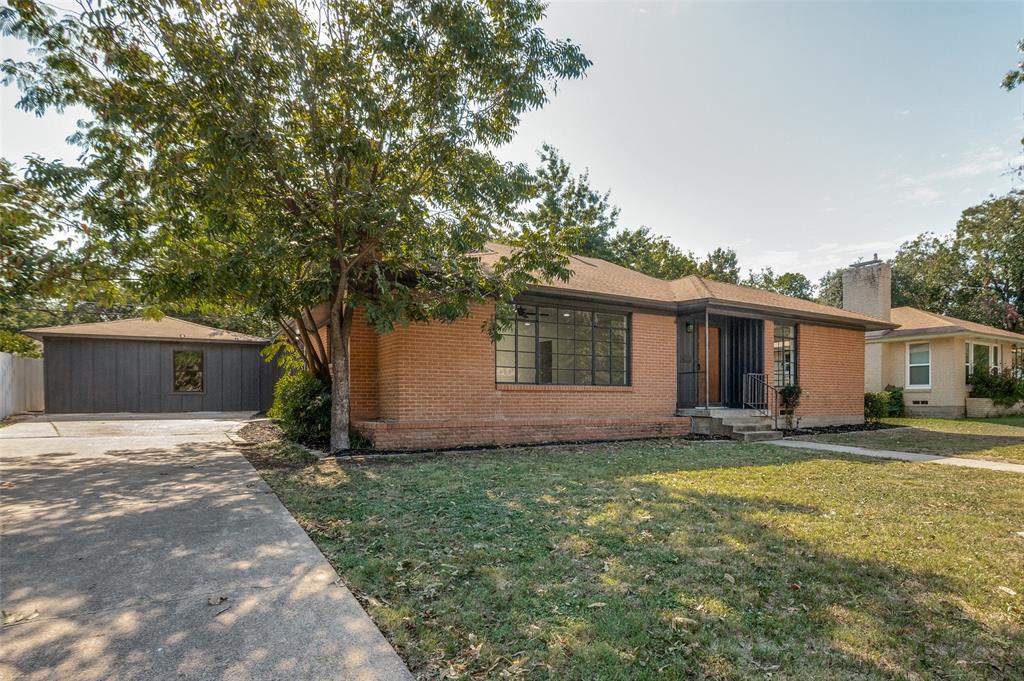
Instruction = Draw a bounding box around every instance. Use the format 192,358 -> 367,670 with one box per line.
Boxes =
0,414 -> 411,681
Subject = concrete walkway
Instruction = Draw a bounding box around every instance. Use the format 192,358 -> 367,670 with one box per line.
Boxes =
771,438 -> 1024,474
0,413 -> 412,681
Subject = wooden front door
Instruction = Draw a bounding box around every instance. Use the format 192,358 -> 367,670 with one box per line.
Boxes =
697,324 -> 721,405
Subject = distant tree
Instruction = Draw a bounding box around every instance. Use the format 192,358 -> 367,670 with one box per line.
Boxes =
4,0 -> 590,452
606,228 -> 699,280
527,145 -> 618,259
744,267 -> 815,300
698,247 -> 741,284
890,234 -> 966,318
816,270 -> 844,307
954,191 -> 1024,330
0,330 -> 41,358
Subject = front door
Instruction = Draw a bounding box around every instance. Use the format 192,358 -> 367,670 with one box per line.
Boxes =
697,324 -> 721,405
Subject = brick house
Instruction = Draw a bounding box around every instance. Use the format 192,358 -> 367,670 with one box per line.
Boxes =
842,259 -> 1024,417
329,244 -> 895,449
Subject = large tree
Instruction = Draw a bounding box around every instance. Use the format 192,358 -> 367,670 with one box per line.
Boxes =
4,0 -> 589,451
744,267 -> 815,300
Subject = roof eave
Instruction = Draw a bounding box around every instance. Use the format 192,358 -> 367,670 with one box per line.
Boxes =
24,331 -> 269,345
524,286 -> 897,331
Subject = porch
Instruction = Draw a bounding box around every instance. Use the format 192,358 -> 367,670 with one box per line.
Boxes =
676,309 -> 780,415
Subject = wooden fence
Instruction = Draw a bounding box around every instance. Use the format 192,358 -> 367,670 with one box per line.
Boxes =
0,352 -> 45,419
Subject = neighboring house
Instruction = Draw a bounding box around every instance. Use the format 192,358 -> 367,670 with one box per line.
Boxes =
842,259 -> 1024,417
328,243 -> 894,449
23,317 -> 278,414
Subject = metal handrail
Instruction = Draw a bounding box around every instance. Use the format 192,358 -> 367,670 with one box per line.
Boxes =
742,372 -> 780,429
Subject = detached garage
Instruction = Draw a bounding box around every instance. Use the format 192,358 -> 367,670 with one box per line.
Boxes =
24,317 -> 279,414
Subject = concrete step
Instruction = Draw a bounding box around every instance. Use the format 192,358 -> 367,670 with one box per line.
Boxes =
729,423 -> 768,433
738,430 -> 783,442
720,418 -> 772,428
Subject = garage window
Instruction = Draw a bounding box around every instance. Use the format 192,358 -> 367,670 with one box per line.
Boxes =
173,351 -> 204,392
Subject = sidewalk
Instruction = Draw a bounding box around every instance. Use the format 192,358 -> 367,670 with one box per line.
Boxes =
770,439 -> 1024,474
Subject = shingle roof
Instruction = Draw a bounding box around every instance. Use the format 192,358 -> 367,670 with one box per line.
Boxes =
477,242 -> 895,330
867,307 -> 1024,344
23,317 -> 269,344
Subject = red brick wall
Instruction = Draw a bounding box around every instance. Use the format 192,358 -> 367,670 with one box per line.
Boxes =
795,324 -> 865,420
332,305 -> 864,448
766,320 -> 863,423
364,303 -> 678,421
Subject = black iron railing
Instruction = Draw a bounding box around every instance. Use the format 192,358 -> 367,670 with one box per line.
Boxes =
742,372 -> 779,428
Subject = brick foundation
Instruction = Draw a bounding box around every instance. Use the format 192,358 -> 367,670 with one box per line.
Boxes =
354,415 -> 692,450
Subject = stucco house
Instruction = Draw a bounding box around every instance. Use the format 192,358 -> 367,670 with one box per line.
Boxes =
332,244 -> 894,450
842,259 -> 1024,417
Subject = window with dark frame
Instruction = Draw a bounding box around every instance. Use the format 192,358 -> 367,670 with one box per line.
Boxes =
495,305 -> 629,386
173,350 -> 204,392
773,324 -> 796,387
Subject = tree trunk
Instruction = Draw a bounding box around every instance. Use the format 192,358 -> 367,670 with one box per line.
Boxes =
329,299 -> 353,453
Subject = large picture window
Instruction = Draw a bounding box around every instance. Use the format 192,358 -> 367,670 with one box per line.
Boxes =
495,305 -> 629,386
773,324 -> 796,387
907,342 -> 930,388
173,350 -> 204,392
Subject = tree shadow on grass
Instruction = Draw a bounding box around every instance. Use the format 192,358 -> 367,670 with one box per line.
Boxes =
287,443 -> 1024,680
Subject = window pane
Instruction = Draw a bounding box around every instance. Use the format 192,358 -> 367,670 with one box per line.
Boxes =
909,343 -> 930,365
595,370 -> 610,385
538,322 -> 557,339
972,343 -> 989,371
556,338 -> 574,354
496,366 -> 515,382
611,371 -> 626,386
555,354 -> 574,370
610,355 -> 626,372
575,339 -> 592,356
909,365 -> 930,386
496,350 -> 516,367
517,320 -> 536,338
574,354 -> 590,370
573,310 -> 592,326
517,351 -> 535,369
557,322 -> 573,339
517,368 -> 536,383
611,328 -> 626,345
595,340 -> 610,356
595,355 -> 610,372
496,333 -> 515,352
173,351 -> 204,392
516,305 -> 536,320
552,369 -> 572,384
574,370 -> 592,385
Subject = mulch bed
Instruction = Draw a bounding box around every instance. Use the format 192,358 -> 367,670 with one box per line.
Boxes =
780,422 -> 904,437
236,419 -> 284,445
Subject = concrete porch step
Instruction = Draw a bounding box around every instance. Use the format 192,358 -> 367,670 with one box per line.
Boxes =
738,430 -> 784,442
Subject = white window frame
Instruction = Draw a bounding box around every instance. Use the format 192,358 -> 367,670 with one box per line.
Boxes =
906,341 -> 931,389
965,341 -> 1001,382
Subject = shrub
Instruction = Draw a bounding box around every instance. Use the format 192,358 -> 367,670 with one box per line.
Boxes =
883,385 -> 905,417
269,371 -> 331,448
0,331 -> 42,358
864,391 -> 890,422
778,384 -> 802,429
968,368 -> 1024,407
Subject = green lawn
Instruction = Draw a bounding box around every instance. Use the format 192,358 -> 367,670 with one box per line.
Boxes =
247,439 -> 1024,680
793,417 -> 1024,466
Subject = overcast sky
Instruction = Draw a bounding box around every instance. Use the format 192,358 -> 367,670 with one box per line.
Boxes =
3,1 -> 1023,281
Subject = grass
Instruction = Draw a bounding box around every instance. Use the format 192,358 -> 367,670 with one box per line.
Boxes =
793,417 -> 1024,466
247,439 -> 1024,680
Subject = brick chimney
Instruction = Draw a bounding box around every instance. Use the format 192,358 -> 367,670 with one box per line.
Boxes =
841,255 -> 891,321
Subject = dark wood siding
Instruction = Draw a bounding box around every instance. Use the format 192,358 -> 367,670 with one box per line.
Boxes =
41,338 -> 279,414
